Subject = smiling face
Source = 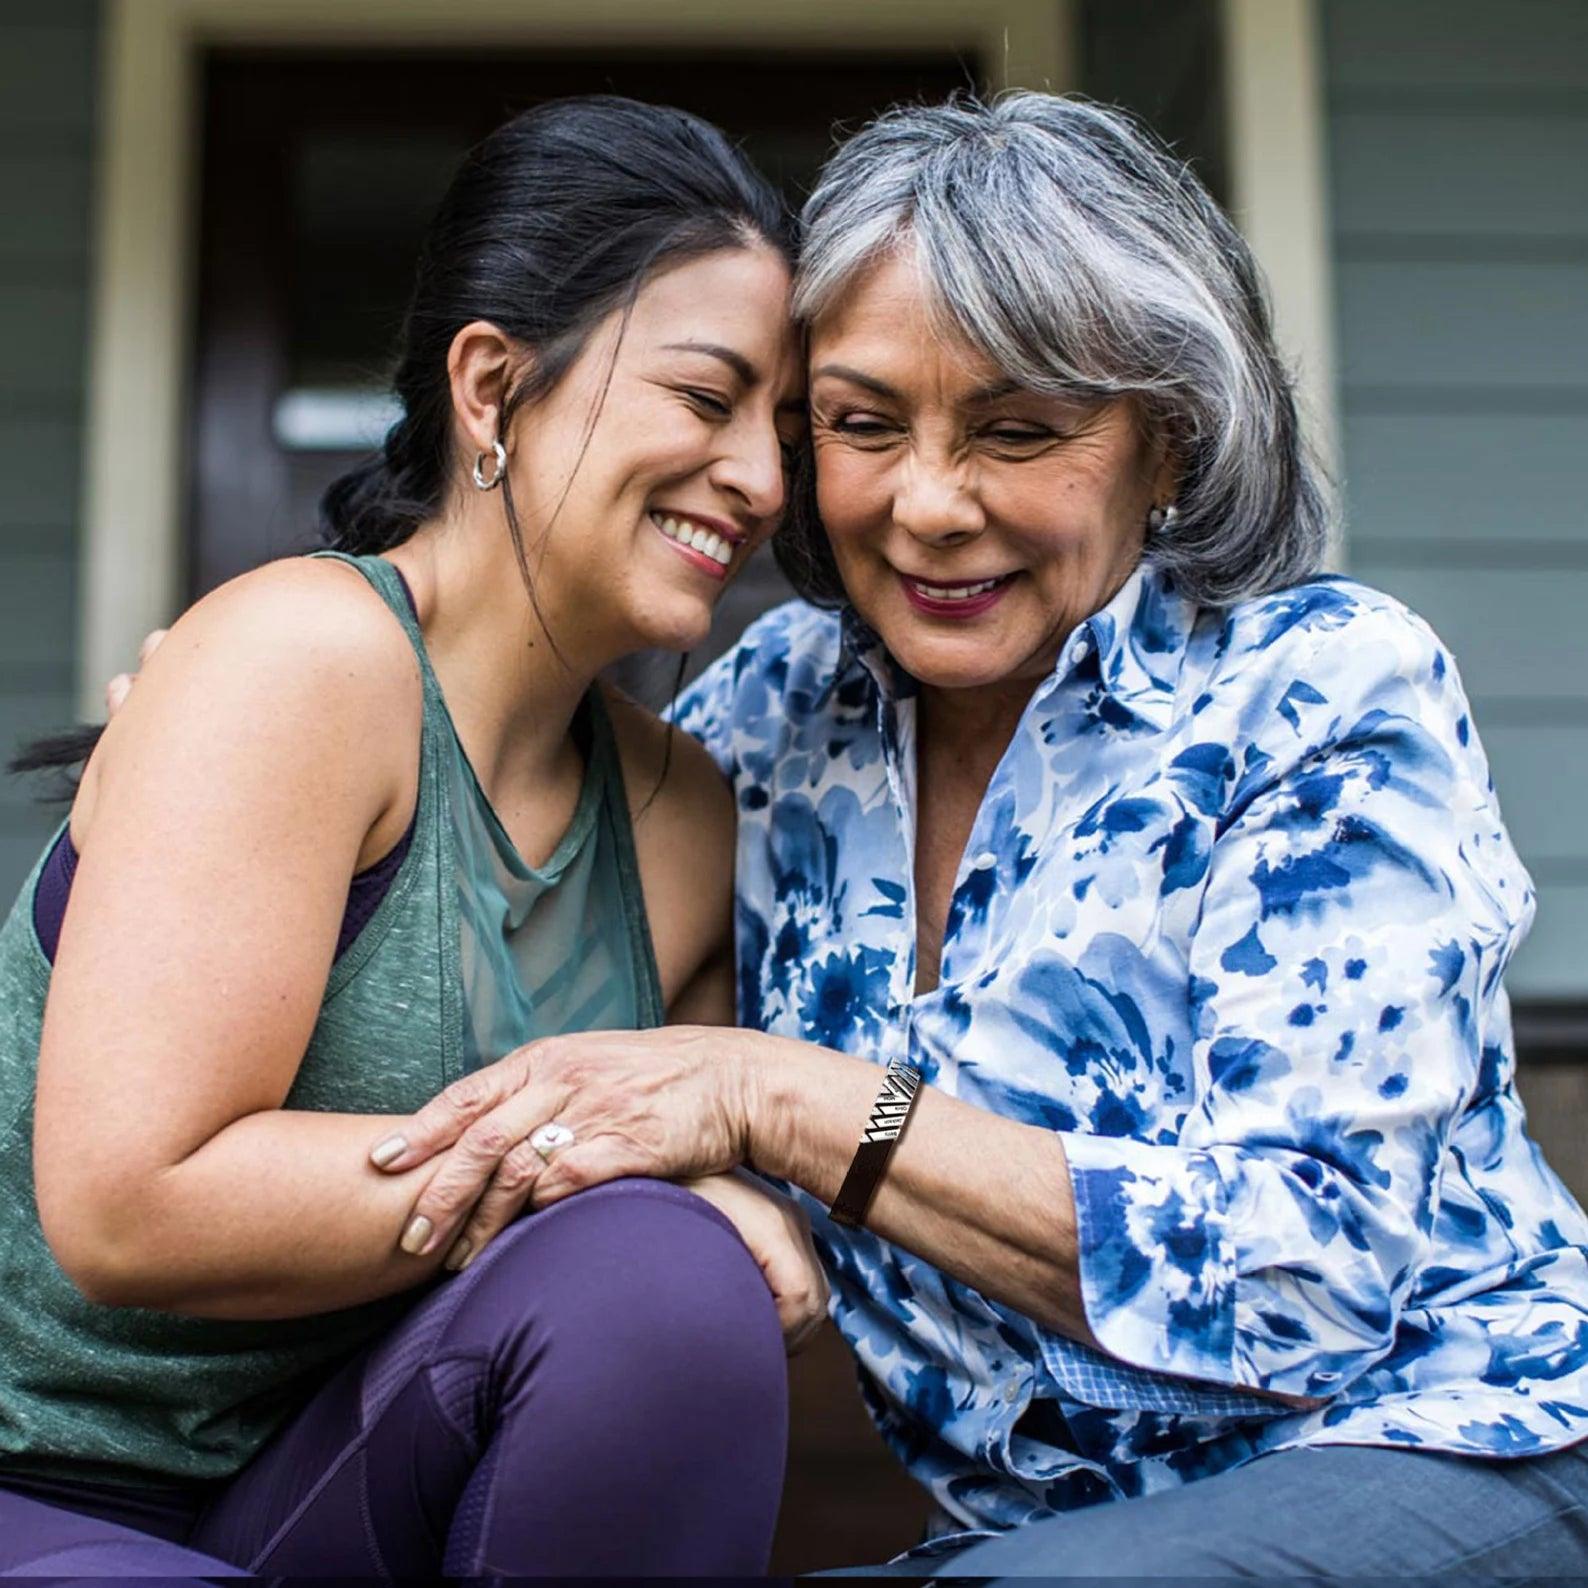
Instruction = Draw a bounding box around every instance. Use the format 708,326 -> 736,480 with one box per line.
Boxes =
807,249 -> 1174,694
503,243 -> 804,657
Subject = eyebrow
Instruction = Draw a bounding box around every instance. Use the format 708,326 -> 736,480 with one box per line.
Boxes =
968,378 -> 1023,405
667,340 -> 806,417
810,363 -> 901,401
813,365 -> 1026,408
663,341 -> 757,385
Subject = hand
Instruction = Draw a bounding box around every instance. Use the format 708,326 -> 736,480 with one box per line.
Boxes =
105,629 -> 169,717
683,1171 -> 829,1353
369,1026 -> 761,1267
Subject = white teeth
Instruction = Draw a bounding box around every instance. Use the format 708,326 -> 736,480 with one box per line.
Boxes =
913,578 -> 1000,602
653,513 -> 733,566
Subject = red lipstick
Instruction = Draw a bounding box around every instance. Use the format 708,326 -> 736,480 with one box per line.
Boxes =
896,572 -> 1015,619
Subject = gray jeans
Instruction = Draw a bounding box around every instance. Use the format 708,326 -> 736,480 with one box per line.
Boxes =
855,1442 -> 1588,1579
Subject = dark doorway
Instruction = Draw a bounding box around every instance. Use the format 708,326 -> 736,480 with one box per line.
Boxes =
188,49 -> 976,698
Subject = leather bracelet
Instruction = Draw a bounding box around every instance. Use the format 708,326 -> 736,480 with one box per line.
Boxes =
829,1058 -> 923,1228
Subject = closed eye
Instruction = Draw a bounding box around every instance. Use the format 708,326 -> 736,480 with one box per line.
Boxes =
826,412 -> 897,438
984,425 -> 1053,445
683,388 -> 732,418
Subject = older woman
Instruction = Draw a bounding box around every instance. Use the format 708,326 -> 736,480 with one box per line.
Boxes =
142,96 -> 1588,1573
371,95 -> 1588,1573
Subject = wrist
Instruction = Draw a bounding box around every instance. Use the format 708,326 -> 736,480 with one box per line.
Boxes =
738,1031 -> 794,1177
828,1057 -> 924,1229
742,1034 -> 880,1198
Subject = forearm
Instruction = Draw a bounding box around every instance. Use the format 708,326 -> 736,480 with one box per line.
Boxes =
746,1035 -> 1095,1342
746,1039 -> 1330,1406
90,1110 -> 446,1319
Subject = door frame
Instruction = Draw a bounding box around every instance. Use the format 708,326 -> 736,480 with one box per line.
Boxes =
1222,0 -> 1340,549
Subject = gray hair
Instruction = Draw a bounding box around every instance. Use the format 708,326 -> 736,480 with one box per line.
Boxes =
780,93 -> 1330,608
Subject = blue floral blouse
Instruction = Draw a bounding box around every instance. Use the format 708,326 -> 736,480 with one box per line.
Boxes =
675,562 -> 1588,1535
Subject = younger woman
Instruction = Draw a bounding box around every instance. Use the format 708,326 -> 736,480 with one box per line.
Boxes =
0,97 -> 815,1577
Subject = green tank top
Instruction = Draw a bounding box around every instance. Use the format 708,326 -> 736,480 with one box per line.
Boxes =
0,550 -> 662,1486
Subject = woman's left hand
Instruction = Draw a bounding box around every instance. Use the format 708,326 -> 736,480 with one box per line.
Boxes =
368,1027 -> 759,1267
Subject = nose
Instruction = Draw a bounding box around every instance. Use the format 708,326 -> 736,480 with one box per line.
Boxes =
893,449 -> 985,547
711,417 -> 787,528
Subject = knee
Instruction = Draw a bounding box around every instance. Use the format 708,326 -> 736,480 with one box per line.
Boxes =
457,1179 -> 785,1392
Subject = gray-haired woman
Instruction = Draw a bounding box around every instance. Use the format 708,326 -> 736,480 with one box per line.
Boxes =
127,95 -> 1588,1574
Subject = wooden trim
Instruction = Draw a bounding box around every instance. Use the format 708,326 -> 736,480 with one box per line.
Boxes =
1220,0 -> 1341,565
80,1 -> 197,717
79,0 -> 1074,715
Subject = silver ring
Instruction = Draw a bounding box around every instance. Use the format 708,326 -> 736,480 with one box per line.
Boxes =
528,1121 -> 575,1162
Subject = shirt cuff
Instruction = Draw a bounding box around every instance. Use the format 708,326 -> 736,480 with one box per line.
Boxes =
1061,1129 -> 1243,1389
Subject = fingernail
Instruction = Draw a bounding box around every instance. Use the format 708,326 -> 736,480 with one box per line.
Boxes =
444,1237 -> 472,1272
400,1214 -> 433,1255
371,1135 -> 408,1168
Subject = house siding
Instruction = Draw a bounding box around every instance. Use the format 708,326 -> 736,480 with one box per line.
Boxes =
0,0 -> 99,899
1322,0 -> 1588,998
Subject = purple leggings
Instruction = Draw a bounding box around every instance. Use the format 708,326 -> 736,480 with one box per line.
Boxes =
0,1179 -> 788,1577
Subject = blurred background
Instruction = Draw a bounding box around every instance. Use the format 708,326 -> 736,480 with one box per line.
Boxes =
1,0 -> 1584,1570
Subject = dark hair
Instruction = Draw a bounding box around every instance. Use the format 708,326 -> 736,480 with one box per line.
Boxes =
13,95 -> 794,792
322,94 -> 792,559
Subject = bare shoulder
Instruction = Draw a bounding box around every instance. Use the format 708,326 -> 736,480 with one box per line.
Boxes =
106,555 -> 419,711
178,555 -> 418,681
601,683 -> 735,999
78,555 -> 422,851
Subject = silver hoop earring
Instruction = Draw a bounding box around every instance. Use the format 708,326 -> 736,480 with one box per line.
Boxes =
1146,503 -> 1179,536
472,439 -> 507,492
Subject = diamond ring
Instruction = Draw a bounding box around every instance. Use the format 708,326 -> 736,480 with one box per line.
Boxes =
528,1121 -> 576,1162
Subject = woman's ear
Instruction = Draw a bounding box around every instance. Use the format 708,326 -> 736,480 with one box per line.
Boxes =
1142,416 -> 1180,511
446,321 -> 522,459
1151,448 -> 1181,511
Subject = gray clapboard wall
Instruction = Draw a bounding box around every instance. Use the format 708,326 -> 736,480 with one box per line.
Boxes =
1323,0 -> 1588,997
0,0 -> 98,901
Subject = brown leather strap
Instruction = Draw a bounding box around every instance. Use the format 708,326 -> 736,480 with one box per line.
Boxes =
829,1059 -> 923,1228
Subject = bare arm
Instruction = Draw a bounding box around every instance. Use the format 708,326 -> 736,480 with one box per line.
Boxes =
119,1113 -> 460,1317
746,1037 -> 1311,1401
371,1022 -> 1328,1405
36,560 -> 452,1320
747,1036 -> 1092,1340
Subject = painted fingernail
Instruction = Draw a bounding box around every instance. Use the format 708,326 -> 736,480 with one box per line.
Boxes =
444,1237 -> 473,1272
400,1214 -> 434,1255
371,1135 -> 408,1168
